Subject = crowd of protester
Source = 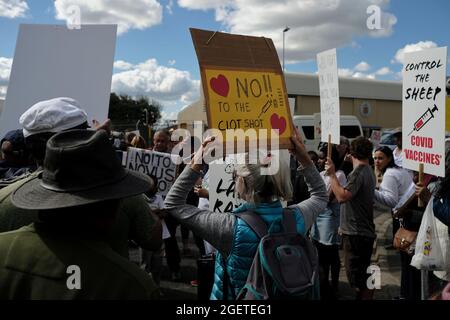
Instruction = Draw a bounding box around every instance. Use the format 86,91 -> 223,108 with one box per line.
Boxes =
0,96 -> 449,300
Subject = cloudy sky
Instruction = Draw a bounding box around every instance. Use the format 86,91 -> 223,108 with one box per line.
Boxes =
0,0 -> 449,120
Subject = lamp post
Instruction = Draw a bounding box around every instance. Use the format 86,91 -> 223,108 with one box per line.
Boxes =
283,26 -> 290,72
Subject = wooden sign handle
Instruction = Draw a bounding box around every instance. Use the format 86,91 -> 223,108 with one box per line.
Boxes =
327,134 -> 332,161
418,163 -> 424,208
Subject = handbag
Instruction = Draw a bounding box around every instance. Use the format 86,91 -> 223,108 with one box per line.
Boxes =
393,222 -> 417,255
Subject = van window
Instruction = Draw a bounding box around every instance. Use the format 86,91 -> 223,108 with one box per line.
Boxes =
341,125 -> 362,139
301,126 -> 315,140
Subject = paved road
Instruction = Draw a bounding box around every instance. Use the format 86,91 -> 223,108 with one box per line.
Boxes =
157,205 -> 401,300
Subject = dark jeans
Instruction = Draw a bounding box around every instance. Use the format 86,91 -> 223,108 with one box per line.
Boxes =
313,240 -> 341,300
400,251 -> 421,300
164,215 -> 181,273
342,234 -> 375,290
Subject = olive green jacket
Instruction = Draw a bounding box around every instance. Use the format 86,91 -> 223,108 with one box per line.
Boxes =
0,224 -> 159,299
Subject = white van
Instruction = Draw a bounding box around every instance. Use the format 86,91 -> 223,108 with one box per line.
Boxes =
293,114 -> 363,152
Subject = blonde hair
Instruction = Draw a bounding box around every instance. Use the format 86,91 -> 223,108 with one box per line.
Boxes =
234,151 -> 293,204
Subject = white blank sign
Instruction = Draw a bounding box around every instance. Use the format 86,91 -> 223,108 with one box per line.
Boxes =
0,24 -> 117,138
317,48 -> 340,145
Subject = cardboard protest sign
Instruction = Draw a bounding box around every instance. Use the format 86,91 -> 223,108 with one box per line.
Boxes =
0,24 -> 117,138
190,28 -> 293,151
402,47 -> 447,177
126,148 -> 178,196
370,130 -> 382,148
209,155 -> 244,213
317,48 -> 340,145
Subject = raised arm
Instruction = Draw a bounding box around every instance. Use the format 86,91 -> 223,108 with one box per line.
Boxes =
164,137 -> 236,255
326,157 -> 353,203
374,170 -> 399,208
287,128 -> 328,230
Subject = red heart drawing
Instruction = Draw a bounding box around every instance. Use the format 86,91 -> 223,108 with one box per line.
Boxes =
270,114 -> 287,135
210,74 -> 229,97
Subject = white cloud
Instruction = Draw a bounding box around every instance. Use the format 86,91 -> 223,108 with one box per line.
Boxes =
112,58 -> 200,106
168,59 -> 176,66
0,57 -> 12,98
338,68 -> 354,77
0,86 -> 6,99
0,57 -> 12,86
0,0 -> 29,18
338,61 -> 394,80
114,60 -> 134,70
54,0 -> 163,35
160,111 -> 178,120
178,0 -> 230,11
354,61 -> 370,72
352,72 -> 375,79
375,66 -> 392,76
178,0 -> 396,63
166,0 -> 174,14
393,41 -> 438,64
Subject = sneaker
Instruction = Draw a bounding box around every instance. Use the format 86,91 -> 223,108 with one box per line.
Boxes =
190,280 -> 198,287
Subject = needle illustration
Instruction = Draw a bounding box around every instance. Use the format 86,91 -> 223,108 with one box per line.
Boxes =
258,99 -> 272,119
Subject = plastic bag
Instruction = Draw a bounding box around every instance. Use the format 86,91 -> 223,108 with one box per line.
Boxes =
433,216 -> 450,279
411,196 -> 445,270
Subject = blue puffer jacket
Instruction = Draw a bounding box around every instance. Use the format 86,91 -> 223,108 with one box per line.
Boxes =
210,200 -> 306,300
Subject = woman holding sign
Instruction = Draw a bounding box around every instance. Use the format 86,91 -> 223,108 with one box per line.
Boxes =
164,129 -> 328,300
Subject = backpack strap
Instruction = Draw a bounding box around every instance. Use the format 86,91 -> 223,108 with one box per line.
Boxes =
235,211 -> 268,239
282,208 -> 297,234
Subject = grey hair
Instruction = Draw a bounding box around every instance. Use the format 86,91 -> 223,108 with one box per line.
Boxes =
234,152 -> 293,204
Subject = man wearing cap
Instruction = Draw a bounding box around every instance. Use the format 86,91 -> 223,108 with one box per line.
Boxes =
0,97 -> 162,259
0,129 -> 35,182
0,129 -> 159,299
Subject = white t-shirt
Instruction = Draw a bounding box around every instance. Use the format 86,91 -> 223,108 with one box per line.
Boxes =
146,194 -> 170,239
374,167 -> 414,209
393,147 -> 403,167
321,170 -> 347,202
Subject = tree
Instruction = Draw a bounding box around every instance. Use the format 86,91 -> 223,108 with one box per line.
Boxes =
108,93 -> 162,132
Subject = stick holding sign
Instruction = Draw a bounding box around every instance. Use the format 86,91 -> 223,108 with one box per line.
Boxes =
418,163 -> 424,208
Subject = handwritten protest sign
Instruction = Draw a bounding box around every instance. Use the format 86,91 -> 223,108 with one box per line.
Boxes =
190,28 -> 293,151
317,48 -> 340,145
370,130 -> 382,149
209,156 -> 243,213
0,24 -> 117,138
126,148 -> 177,196
402,47 -> 447,177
